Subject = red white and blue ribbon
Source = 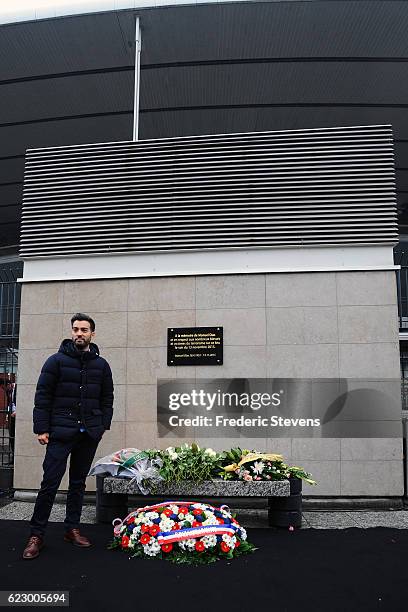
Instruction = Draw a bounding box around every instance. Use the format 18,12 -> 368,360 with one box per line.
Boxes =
158,524 -> 238,545
112,500 -> 232,537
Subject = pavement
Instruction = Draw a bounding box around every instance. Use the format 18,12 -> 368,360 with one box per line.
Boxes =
2,498 -> 408,529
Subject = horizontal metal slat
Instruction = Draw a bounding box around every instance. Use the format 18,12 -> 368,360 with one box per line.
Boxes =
21,207 -> 396,224
24,141 -> 394,170
25,124 -> 392,156
20,125 -> 398,258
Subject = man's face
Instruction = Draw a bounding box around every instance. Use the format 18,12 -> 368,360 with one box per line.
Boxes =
71,320 -> 95,350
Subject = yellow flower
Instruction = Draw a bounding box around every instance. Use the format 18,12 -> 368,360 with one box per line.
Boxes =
238,452 -> 284,467
223,463 -> 239,472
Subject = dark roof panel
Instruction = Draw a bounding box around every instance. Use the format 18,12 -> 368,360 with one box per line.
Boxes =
0,158 -> 25,183
0,203 -> 21,224
139,107 -> 408,140
0,71 -> 133,125
0,114 -> 132,157
0,184 -> 22,207
140,1 -> 408,64
0,10 -> 134,80
140,62 -> 408,109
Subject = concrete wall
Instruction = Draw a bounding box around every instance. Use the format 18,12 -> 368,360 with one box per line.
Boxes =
15,270 -> 403,496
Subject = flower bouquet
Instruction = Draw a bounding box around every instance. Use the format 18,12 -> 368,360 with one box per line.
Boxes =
88,448 -> 163,494
218,448 -> 316,485
145,443 -> 220,484
109,500 -> 256,565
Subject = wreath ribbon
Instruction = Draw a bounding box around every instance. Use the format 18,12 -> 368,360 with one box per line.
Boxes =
113,500 -> 232,537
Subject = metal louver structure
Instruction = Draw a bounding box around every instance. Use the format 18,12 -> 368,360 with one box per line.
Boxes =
20,124 -> 397,258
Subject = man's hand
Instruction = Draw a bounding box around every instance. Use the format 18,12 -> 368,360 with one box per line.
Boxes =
37,433 -> 49,445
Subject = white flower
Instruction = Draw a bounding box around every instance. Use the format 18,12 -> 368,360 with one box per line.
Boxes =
131,526 -> 141,538
202,535 -> 217,548
145,511 -> 159,519
159,519 -> 174,532
143,540 -> 161,556
252,461 -> 265,475
169,505 -> 179,514
165,446 -> 179,460
181,443 -> 199,452
204,448 -> 217,458
140,518 -> 153,526
202,518 -> 216,526
220,534 -> 236,548
129,528 -> 141,542
184,513 -> 194,523
239,527 -> 247,541
184,539 -> 196,550
178,541 -> 186,550
204,511 -> 215,521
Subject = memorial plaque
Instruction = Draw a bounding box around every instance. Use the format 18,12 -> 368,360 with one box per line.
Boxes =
167,327 -> 223,366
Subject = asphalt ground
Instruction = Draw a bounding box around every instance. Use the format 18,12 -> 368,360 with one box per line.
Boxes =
0,519 -> 405,612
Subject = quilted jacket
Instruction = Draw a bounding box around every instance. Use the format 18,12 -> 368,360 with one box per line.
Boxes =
33,339 -> 114,441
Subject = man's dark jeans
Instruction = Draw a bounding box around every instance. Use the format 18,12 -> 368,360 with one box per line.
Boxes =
30,431 -> 99,537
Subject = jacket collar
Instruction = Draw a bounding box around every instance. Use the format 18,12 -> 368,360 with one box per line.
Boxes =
59,339 -> 100,361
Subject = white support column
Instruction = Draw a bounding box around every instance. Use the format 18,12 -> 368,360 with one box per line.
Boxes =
132,16 -> 141,141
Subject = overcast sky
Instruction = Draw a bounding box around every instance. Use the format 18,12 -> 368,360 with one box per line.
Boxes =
1,0 -> 91,11
1,0 -> 100,8
0,1 -> 132,22
0,1 -> 212,22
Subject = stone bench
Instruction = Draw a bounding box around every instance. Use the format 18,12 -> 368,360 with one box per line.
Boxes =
96,476 -> 303,528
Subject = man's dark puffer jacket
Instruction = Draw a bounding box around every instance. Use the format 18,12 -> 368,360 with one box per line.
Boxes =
33,339 -> 114,441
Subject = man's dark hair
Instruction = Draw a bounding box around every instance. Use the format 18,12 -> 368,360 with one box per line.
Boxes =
71,313 -> 95,332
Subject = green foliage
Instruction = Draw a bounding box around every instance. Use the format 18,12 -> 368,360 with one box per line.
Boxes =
215,447 -> 244,480
212,446 -> 316,485
234,541 -> 257,556
146,443 -> 316,485
108,537 -> 256,566
130,547 -> 144,559
220,447 -> 244,464
167,550 -> 219,565
155,443 -> 221,484
287,465 -> 316,485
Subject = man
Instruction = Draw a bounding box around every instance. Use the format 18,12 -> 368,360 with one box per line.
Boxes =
22,313 -> 114,560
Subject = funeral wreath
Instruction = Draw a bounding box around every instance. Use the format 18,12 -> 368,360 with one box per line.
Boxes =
109,500 -> 256,565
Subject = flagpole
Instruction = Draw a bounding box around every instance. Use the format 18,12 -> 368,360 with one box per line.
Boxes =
132,16 -> 141,141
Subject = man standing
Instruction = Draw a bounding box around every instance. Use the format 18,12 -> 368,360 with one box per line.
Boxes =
22,313 -> 114,560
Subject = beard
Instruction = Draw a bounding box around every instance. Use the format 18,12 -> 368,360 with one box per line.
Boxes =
73,337 -> 91,351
